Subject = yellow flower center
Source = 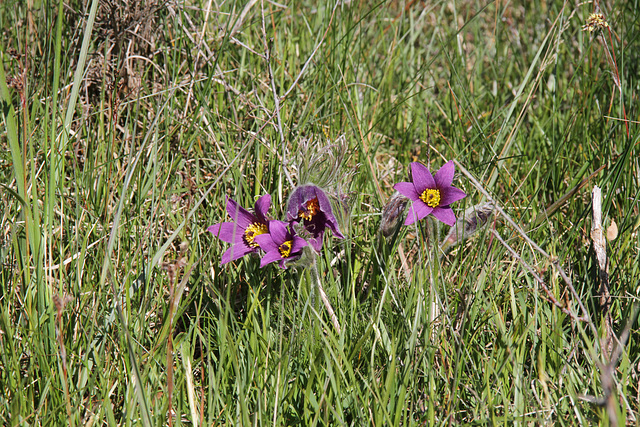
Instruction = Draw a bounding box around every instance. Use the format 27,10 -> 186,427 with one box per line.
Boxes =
420,188 -> 441,208
298,197 -> 320,221
278,240 -> 293,258
243,222 -> 268,248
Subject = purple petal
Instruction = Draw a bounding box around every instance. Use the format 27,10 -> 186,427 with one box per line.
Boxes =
439,186 -> 467,206
434,160 -> 455,189
413,202 -> 434,221
220,249 -> 234,265
207,223 -> 227,241
403,202 -> 433,225
220,243 -> 253,264
327,222 -> 344,239
208,222 -> 244,244
394,182 -> 420,201
259,250 -> 283,267
254,194 -> 272,221
254,233 -> 277,252
290,236 -> 308,253
307,234 -> 323,251
404,204 -> 419,225
431,206 -> 457,226
286,186 -> 311,221
314,188 -> 334,215
410,162 -> 436,194
226,197 -> 255,227
314,189 -> 344,239
268,220 -> 289,244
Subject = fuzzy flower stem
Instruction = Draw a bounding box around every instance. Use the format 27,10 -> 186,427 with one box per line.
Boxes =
310,256 -> 341,334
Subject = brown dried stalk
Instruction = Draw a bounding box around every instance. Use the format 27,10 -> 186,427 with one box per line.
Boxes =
454,160 -> 595,328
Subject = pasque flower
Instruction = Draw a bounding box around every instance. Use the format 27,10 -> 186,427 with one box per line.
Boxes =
208,194 -> 271,264
254,220 -> 308,268
287,185 -> 345,251
394,160 -> 466,226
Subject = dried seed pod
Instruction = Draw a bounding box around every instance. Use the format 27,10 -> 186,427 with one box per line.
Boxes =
380,191 -> 409,237
441,202 -> 494,252
606,219 -> 618,241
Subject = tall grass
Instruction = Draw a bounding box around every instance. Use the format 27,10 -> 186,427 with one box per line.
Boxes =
1,0 -> 638,425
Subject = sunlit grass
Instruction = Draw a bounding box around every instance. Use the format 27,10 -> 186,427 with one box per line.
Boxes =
1,0 -> 639,425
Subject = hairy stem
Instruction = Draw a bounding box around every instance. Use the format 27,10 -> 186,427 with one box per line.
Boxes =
310,256 -> 341,334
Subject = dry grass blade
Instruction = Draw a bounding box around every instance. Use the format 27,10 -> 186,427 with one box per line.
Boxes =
591,186 -> 614,358
490,228 -> 587,322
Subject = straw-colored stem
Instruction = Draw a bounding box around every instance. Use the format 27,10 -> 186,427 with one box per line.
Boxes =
310,256 -> 341,334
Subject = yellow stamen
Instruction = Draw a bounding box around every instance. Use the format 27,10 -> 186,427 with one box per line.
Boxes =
298,197 -> 320,221
420,188 -> 441,208
244,222 -> 268,248
278,240 -> 293,258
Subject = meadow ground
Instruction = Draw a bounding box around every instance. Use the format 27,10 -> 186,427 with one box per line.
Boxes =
1,0 -> 639,425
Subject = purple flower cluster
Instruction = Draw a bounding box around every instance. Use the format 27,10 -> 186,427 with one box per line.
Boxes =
209,159 -> 466,267
208,185 -> 344,268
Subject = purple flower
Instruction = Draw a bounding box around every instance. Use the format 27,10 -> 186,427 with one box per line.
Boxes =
286,185 -> 345,251
393,161 -> 466,226
254,220 -> 308,268
207,194 -> 271,265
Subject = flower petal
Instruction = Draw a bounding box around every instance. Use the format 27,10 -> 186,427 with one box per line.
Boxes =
290,236 -> 308,253
431,206 -> 457,226
220,243 -> 253,264
286,186 -> 312,221
268,220 -> 289,244
226,197 -> 255,227
207,223 -> 226,240
393,182 -> 420,201
220,249 -> 234,265
413,201 -> 434,221
410,162 -> 436,194
254,233 -> 277,252
327,222 -> 344,239
439,186 -> 467,206
307,234 -> 323,252
404,202 -> 433,225
254,194 -> 272,221
313,186 -> 331,212
404,205 -> 419,225
259,250 -> 283,267
315,188 -> 344,239
434,160 -> 455,189
209,222 -> 244,244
